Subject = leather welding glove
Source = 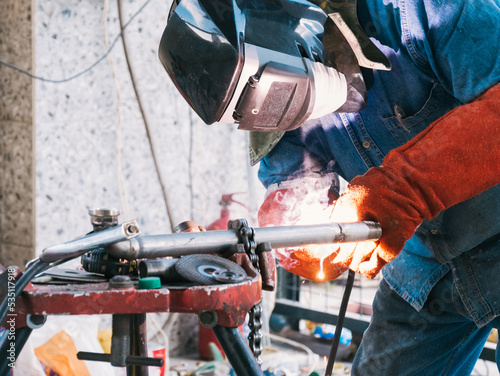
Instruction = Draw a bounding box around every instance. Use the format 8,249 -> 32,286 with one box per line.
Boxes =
258,181 -> 347,281
330,84 -> 500,279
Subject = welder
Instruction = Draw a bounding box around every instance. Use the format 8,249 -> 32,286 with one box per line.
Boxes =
159,0 -> 500,374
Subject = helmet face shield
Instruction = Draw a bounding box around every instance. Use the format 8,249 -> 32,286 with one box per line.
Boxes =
159,0 -> 362,131
232,61 -> 313,131
159,0 -> 243,124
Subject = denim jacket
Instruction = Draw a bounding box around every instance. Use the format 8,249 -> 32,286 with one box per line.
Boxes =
258,0 -> 500,319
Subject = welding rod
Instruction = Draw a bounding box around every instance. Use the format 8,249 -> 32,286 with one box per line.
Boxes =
105,221 -> 382,260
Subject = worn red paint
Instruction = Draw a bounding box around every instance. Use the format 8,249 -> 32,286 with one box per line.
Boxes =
4,253 -> 263,329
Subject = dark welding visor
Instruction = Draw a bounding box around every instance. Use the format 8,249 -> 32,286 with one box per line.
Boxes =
158,0 -> 243,124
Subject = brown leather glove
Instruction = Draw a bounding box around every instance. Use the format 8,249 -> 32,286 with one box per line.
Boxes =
331,84 -> 500,278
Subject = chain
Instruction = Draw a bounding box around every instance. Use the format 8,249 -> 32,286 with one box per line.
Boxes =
240,225 -> 258,268
248,303 -> 263,366
230,219 -> 264,364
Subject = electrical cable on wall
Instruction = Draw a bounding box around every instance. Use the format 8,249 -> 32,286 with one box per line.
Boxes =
188,109 -> 196,219
103,0 -> 133,221
1,0 -> 260,235
0,0 -> 179,231
117,0 -> 177,233
0,0 -> 153,83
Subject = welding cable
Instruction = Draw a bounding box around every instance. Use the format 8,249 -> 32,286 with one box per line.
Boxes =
117,0 -> 177,233
0,326 -> 33,374
0,256 -> 73,329
0,260 -> 49,328
325,269 -> 356,376
0,0 -> 154,84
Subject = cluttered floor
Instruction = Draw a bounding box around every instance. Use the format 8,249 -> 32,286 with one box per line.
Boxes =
164,327 -> 498,376
10,310 -> 498,376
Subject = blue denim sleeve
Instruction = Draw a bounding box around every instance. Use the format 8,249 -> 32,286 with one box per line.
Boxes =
400,0 -> 500,103
258,124 -> 338,189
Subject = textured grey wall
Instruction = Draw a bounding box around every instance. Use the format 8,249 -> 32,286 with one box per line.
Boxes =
0,0 -> 36,267
34,0 -> 264,251
1,0 -> 266,365
32,0 -> 265,361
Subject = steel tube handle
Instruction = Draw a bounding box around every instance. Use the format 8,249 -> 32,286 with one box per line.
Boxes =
253,221 -> 382,248
110,221 -> 381,260
40,220 -> 141,262
38,221 -> 381,262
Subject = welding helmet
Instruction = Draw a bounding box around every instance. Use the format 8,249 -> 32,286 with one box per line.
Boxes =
159,0 -> 390,133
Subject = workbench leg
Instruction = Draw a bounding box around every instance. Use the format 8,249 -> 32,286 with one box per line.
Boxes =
213,326 -> 264,376
128,313 -> 148,376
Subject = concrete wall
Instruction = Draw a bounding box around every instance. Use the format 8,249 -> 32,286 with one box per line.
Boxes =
0,0 -> 265,267
1,0 -> 267,365
34,0 -> 263,250
32,0 -> 264,359
0,0 -> 36,267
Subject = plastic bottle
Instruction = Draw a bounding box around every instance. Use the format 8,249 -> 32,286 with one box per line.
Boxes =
310,321 -> 352,345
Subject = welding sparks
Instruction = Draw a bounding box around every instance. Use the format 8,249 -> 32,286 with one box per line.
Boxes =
263,177 -> 363,280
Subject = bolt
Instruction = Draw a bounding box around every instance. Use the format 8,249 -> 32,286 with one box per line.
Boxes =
198,310 -> 218,329
126,223 -> 140,236
109,275 -> 133,289
26,314 -> 47,329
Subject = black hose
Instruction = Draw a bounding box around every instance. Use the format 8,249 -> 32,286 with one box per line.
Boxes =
0,326 -> 33,373
0,260 -> 49,327
325,269 -> 356,376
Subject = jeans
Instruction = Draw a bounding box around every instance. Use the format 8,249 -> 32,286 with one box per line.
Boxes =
351,273 -> 500,375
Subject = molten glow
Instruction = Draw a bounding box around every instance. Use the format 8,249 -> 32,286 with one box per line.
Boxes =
316,255 -> 327,280
270,181 -> 363,279
293,198 -> 340,271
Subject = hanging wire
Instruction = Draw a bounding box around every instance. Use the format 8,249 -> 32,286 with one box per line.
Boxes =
0,0 -> 154,84
188,109 -> 196,219
103,0 -> 133,221
117,0 -> 176,233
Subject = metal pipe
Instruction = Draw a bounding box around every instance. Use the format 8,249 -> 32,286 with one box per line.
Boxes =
138,258 -> 184,282
106,221 -> 382,260
38,220 -> 381,262
253,221 -> 382,247
39,220 -> 141,262
111,314 -> 131,367
135,230 -> 241,258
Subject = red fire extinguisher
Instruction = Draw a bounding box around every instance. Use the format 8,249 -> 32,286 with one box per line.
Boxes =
205,193 -> 248,231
